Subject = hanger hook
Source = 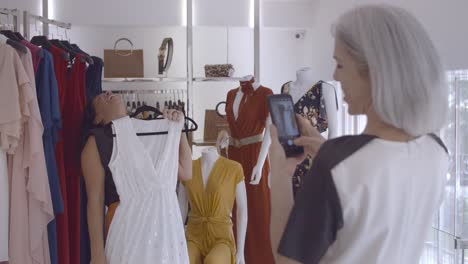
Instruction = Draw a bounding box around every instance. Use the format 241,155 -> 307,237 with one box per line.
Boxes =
7,13 -> 12,30
65,28 -> 70,42
0,14 -> 5,29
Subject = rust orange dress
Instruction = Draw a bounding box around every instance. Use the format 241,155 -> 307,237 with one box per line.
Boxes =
225,86 -> 275,264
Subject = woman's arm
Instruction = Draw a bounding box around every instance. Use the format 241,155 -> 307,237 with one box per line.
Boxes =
177,181 -> 189,221
162,109 -> 192,181
268,115 -> 326,264
81,136 -> 106,264
178,133 -> 192,181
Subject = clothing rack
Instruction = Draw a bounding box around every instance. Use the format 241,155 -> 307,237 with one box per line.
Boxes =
23,11 -> 71,40
0,8 -> 20,32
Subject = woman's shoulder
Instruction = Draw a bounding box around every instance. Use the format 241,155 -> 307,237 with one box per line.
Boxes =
316,135 -> 378,169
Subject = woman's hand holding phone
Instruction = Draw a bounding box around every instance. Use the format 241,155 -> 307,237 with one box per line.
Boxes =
269,114 -> 326,178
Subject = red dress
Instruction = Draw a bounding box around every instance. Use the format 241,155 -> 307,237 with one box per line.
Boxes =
49,45 -> 71,264
64,55 -> 87,264
225,86 -> 275,264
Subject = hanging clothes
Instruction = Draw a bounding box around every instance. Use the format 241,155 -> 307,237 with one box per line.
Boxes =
85,56 -> 104,101
0,150 -> 7,262
225,86 -> 275,264
1,43 -> 54,264
282,81 -> 328,196
81,55 -> 104,264
105,117 -> 189,264
48,44 -> 72,264
182,157 -> 244,264
35,49 -> 64,264
21,40 -> 44,74
63,54 -> 87,264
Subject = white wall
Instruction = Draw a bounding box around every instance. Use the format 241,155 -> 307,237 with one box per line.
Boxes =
303,0 -> 468,80
51,0 -> 183,26
194,0 -> 251,27
1,0 -> 42,35
1,0 -> 41,14
262,1 -> 318,28
261,28 -> 311,93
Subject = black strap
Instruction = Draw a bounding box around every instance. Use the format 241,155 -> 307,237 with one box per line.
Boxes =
158,38 -> 174,75
428,133 -> 448,154
215,101 -> 227,117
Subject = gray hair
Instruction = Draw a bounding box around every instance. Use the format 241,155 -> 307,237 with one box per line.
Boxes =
333,4 -> 448,136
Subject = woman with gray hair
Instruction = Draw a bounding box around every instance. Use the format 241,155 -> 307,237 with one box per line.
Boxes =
268,4 -> 449,264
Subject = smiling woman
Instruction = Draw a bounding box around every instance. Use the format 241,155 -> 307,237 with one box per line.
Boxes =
268,4 -> 450,264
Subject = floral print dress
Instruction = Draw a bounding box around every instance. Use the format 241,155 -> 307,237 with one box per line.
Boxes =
282,81 -> 328,196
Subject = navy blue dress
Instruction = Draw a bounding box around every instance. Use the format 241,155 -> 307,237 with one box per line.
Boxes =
36,49 -> 63,264
80,56 -> 104,264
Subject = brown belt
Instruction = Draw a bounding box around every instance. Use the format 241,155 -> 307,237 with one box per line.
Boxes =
229,134 -> 264,148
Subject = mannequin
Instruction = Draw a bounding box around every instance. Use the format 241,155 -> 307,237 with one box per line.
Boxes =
224,75 -> 275,263
178,146 -> 248,264
232,75 -> 261,120
278,67 -> 340,195
255,68 -> 339,177
287,67 -> 338,138
232,75 -> 271,184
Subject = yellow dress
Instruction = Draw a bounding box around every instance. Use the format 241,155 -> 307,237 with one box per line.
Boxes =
182,157 -> 244,264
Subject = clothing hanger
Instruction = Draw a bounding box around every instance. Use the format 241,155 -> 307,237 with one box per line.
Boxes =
14,32 -> 25,41
60,40 -> 94,64
30,35 -> 53,49
107,116 -> 198,137
0,30 -> 20,41
130,104 -> 162,119
0,34 -> 28,54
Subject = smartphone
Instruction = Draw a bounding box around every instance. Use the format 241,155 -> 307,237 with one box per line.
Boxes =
267,94 -> 304,157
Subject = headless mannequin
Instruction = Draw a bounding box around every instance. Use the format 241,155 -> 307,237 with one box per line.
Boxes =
233,75 -> 272,185
178,147 -> 248,264
250,69 -> 339,187
288,67 -> 339,138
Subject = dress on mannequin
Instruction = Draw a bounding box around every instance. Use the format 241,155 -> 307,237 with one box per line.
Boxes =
282,81 -> 327,195
225,76 -> 275,264
105,117 -> 188,264
281,68 -> 338,196
181,149 -> 246,264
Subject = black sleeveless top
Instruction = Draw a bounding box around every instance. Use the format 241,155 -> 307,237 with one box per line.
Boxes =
89,125 -> 120,206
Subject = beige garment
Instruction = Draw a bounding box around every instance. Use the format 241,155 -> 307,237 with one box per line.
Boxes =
0,150 -> 8,261
0,44 -> 22,153
3,45 -> 54,264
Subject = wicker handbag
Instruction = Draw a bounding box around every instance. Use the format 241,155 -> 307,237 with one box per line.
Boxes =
204,64 -> 235,78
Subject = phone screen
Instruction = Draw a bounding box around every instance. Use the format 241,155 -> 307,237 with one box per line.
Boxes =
269,96 -> 300,138
268,94 -> 303,157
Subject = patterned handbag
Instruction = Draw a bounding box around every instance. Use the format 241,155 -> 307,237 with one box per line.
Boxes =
204,64 -> 235,78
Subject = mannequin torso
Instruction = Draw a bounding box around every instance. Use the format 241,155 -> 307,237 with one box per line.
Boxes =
200,147 -> 220,189
178,148 -> 248,264
286,67 -> 339,139
289,68 -> 319,104
233,75 -> 261,120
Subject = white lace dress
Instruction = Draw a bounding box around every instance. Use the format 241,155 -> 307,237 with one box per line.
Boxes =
105,116 -> 189,264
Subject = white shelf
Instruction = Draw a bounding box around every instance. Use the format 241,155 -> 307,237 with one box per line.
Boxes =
193,77 -> 244,82
103,77 -> 188,83
102,78 -> 187,91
